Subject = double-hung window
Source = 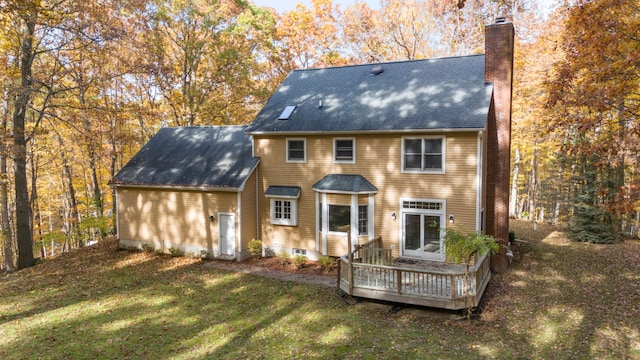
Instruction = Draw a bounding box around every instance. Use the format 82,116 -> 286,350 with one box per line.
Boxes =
402,137 -> 445,173
287,138 -> 306,163
334,138 -> 355,163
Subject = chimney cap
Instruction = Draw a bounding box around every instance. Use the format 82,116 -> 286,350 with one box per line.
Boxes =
495,17 -> 506,23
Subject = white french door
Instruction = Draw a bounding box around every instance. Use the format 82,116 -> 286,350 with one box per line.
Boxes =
401,201 -> 445,261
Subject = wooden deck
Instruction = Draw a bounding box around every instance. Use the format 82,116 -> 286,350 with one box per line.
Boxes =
337,238 -> 492,310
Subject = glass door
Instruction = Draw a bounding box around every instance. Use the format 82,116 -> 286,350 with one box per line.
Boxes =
402,213 -> 444,260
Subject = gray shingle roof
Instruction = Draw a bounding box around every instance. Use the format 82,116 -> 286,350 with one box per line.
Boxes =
312,175 -> 378,194
265,186 -> 301,198
109,126 -> 259,190
246,55 -> 492,134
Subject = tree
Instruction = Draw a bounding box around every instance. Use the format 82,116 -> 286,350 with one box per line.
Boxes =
275,0 -> 347,69
443,226 -> 499,320
546,0 -> 640,240
144,0 -> 274,126
1,0 -> 142,268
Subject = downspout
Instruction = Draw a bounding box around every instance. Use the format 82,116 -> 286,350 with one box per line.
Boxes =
237,191 -> 242,261
476,131 -> 483,231
252,136 -> 260,244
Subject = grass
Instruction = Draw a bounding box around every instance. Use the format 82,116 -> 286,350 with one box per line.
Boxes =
1,221 -> 639,359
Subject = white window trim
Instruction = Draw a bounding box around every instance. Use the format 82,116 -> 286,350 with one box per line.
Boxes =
401,136 -> 446,174
399,197 -> 446,261
269,198 -> 298,226
286,138 -> 306,163
333,137 -> 356,164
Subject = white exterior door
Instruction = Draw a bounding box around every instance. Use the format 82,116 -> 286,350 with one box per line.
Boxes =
218,213 -> 236,256
400,199 -> 445,261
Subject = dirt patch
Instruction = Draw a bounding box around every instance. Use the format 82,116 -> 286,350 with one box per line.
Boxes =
204,256 -> 338,288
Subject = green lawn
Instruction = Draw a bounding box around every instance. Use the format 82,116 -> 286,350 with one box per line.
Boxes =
1,221 -> 639,359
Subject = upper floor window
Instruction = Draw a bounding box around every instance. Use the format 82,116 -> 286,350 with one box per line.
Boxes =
287,138 -> 306,163
334,138 -> 355,163
402,137 -> 445,173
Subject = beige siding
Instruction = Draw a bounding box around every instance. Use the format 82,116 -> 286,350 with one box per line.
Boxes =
240,170 -> 258,252
254,132 -> 481,259
117,187 -> 237,255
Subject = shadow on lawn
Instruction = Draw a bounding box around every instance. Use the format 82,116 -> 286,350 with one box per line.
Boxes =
0,238 -> 366,359
3,230 -> 638,359
480,220 -> 640,359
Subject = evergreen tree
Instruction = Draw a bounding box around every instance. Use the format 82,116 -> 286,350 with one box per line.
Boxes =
568,153 -> 619,244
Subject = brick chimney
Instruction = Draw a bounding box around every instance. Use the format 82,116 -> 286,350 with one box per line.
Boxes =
484,19 -> 514,273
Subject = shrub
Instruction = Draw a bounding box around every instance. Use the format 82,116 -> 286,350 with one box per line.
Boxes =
142,243 -> 154,253
276,249 -> 290,267
293,255 -> 307,269
199,250 -> 210,260
168,247 -> 181,257
248,239 -> 263,258
318,255 -> 334,272
127,246 -> 141,252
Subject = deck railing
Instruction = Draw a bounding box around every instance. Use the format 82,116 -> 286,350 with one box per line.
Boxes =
338,252 -> 492,310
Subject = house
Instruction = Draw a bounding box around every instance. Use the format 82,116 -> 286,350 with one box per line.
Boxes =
110,20 -> 514,307
246,20 -> 513,271
109,126 -> 259,260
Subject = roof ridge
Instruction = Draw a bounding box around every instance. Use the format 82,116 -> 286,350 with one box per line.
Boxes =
291,53 -> 486,73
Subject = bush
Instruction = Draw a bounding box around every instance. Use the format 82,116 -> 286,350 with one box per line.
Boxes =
318,255 -> 334,272
199,250 -> 210,260
248,239 -> 263,258
293,255 -> 308,269
168,247 -> 181,257
142,243 -> 154,253
276,250 -> 290,267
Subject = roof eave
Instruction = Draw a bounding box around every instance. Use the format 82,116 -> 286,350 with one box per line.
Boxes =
110,183 -> 241,192
246,127 -> 485,136
312,188 -> 378,195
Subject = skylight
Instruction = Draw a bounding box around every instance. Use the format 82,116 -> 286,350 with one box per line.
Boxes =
278,105 -> 296,120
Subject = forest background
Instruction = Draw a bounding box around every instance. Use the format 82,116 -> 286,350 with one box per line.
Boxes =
0,0 -> 638,270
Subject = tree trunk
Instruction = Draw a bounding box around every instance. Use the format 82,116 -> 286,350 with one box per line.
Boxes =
509,148 -> 520,218
1,87 -> 15,272
30,146 -> 43,260
553,164 -> 565,225
14,15 -> 36,270
613,99 -> 625,232
56,133 -> 80,232
78,74 -> 104,218
528,143 -> 538,223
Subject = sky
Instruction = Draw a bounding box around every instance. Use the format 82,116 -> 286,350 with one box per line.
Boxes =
251,0 -> 556,17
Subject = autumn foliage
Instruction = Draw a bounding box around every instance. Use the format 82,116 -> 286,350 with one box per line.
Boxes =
0,0 -> 638,269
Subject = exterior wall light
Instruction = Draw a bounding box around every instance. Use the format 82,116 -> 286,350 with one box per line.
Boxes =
391,212 -> 397,221
209,215 -> 215,222
449,214 -> 454,224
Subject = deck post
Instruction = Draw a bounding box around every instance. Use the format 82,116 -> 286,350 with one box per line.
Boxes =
336,259 -> 341,291
345,225 -> 353,296
450,275 -> 456,300
396,269 -> 402,294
